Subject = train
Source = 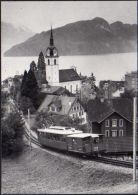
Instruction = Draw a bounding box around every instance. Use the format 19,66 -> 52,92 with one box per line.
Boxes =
37,125 -> 138,156
37,126 -> 105,155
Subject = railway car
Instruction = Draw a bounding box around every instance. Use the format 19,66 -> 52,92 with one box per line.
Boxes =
37,128 -> 83,151
66,133 -> 105,155
37,126 -> 105,155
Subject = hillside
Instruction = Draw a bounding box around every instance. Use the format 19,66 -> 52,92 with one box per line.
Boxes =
4,17 -> 137,57
2,146 -> 137,194
2,21 -> 34,53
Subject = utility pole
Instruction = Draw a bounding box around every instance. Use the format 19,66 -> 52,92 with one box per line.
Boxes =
28,109 -> 32,150
133,97 -> 137,182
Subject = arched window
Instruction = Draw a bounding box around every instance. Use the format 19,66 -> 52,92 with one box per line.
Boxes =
54,59 -> 56,65
48,59 -> 50,65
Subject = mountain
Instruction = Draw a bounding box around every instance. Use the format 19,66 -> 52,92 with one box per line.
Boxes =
4,17 -> 137,56
2,21 -> 35,53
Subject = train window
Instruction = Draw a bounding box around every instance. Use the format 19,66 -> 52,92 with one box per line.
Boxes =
105,130 -> 110,137
60,136 -> 65,142
105,120 -> 110,127
111,130 -> 117,137
112,119 -> 117,127
119,119 -> 123,127
119,129 -> 123,136
83,137 -> 90,144
93,138 -> 99,144
72,138 -> 77,144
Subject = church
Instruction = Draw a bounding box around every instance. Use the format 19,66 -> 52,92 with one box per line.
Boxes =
35,27 -> 82,94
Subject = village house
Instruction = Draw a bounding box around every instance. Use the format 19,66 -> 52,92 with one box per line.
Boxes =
87,98 -> 133,137
125,71 -> 138,92
37,95 -> 87,124
99,80 -> 125,99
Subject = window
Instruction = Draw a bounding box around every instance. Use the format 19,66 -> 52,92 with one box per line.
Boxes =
119,129 -> 123,136
54,59 -> 56,65
72,114 -> 75,118
112,119 -> 117,127
111,130 -> 117,137
76,113 -> 78,117
119,119 -> 123,127
76,84 -> 78,91
105,120 -> 110,127
105,130 -> 110,137
48,59 -> 50,65
70,85 -> 72,93
74,106 -> 76,111
79,112 -> 81,116
51,106 -> 56,111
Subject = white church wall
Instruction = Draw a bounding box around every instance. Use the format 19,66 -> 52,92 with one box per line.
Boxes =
59,80 -> 82,94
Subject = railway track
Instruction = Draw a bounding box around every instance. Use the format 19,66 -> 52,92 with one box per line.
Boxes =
24,126 -> 138,169
9,98 -> 138,169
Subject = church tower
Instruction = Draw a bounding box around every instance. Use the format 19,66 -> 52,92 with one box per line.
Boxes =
45,27 -> 59,85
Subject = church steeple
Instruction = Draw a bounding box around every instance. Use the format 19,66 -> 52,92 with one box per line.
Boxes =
50,26 -> 54,46
46,26 -> 58,58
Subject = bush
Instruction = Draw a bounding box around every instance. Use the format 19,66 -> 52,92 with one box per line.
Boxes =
2,112 -> 24,157
33,111 -> 84,132
18,96 -> 36,115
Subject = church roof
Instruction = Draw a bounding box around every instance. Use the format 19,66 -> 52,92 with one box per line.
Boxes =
59,69 -> 81,82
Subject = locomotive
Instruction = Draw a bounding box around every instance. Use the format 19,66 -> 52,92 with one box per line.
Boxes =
37,126 -> 105,155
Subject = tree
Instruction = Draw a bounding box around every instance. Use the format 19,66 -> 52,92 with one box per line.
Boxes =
87,72 -> 96,91
37,51 -> 45,70
21,70 -> 28,96
21,68 -> 39,108
33,112 -> 83,132
2,112 -> 24,157
121,89 -> 137,99
30,61 -> 37,71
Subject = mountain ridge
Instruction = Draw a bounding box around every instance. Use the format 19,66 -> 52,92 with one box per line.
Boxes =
4,17 -> 137,56
2,21 -> 35,53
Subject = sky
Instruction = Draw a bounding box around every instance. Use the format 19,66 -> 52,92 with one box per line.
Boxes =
1,1 -> 137,33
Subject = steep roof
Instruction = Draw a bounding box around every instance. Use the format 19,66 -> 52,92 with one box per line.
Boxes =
87,98 -> 133,123
37,95 -> 77,115
41,85 -> 72,96
59,69 -> 81,82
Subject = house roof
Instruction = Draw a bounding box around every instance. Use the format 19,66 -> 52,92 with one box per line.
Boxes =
37,95 -> 77,115
41,85 -> 72,96
87,98 -> 133,123
59,69 -> 81,82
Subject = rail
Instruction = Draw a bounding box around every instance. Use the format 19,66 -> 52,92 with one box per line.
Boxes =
9,98 -> 138,169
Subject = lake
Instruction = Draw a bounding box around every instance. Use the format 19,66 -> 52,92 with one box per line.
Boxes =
1,53 -> 137,85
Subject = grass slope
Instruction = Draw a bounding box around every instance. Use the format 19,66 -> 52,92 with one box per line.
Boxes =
2,146 -> 137,194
